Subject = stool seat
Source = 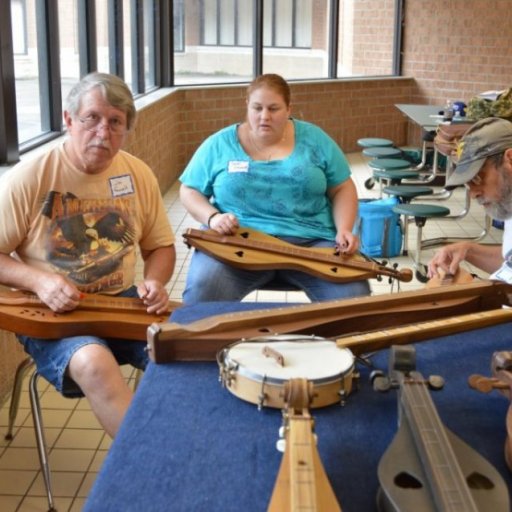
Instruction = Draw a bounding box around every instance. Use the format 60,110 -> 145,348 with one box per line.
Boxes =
392,203 -> 450,218
383,185 -> 433,201
369,158 -> 411,171
362,147 -> 402,158
373,170 -> 419,182
357,137 -> 394,148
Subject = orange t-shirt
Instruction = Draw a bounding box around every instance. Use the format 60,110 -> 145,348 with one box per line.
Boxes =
0,142 -> 175,294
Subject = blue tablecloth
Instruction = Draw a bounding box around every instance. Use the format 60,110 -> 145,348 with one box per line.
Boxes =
85,302 -> 512,511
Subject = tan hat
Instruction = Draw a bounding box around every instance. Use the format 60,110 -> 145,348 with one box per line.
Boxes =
446,117 -> 512,187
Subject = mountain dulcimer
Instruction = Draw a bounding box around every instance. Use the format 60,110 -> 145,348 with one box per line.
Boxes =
268,378 -> 342,512
469,350 -> 512,472
146,279 -> 512,363
183,227 -> 413,283
0,289 -> 180,340
376,346 -> 509,511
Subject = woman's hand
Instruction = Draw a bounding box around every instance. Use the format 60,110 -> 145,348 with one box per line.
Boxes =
209,212 -> 239,235
336,229 -> 359,255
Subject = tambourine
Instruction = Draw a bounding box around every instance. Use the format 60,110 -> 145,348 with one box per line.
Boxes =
217,334 -> 355,409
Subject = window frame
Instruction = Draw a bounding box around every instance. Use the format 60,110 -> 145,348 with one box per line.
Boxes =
1,0 -> 403,165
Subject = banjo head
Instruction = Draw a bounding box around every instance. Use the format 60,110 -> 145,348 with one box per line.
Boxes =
218,334 -> 355,409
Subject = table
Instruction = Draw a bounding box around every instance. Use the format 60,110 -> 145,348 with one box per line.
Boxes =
395,103 -> 444,131
395,103 -> 490,245
84,302 -> 512,512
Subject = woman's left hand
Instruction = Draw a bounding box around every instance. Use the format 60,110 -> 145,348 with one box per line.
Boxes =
335,230 -> 359,255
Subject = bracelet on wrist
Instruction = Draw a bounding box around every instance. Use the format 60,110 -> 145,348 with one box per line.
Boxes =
207,211 -> 220,228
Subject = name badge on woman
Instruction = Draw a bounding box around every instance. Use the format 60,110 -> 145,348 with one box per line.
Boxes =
228,161 -> 249,173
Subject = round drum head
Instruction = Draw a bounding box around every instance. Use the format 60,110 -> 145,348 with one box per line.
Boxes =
223,335 -> 354,384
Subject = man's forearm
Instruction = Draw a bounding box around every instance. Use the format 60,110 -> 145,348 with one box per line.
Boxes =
142,245 -> 176,285
465,243 -> 503,274
0,253 -> 44,291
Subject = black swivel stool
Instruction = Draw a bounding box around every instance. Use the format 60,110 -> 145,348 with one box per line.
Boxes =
392,203 -> 450,282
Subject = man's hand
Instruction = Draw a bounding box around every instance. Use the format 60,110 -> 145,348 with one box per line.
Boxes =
138,279 -> 170,315
33,274 -> 82,313
427,243 -> 469,278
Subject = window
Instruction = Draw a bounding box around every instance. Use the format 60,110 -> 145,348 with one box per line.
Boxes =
174,0 -> 184,52
263,0 -> 325,79
11,0 -> 26,55
264,0 -> 312,48
2,0 -> 402,163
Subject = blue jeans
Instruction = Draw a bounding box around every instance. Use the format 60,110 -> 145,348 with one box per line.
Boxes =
183,237 -> 371,305
18,286 -> 149,398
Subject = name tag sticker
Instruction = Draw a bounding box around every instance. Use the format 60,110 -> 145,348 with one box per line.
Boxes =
109,175 -> 134,197
228,161 -> 249,173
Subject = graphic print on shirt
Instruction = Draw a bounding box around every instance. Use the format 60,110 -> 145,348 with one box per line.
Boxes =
41,191 -> 135,292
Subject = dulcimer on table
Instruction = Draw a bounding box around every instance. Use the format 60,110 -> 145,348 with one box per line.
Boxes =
183,227 -> 413,283
146,279 -> 512,363
268,378 -> 342,512
376,345 -> 510,512
0,289 -> 180,340
469,350 -> 512,472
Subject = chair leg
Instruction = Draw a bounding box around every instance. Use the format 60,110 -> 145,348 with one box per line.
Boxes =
134,367 -> 143,392
412,217 -> 429,282
5,356 -> 35,441
29,371 -> 57,512
402,214 -> 409,256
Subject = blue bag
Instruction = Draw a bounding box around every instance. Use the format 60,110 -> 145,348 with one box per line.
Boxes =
354,197 -> 403,258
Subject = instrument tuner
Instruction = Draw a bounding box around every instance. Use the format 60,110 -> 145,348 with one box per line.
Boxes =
427,375 -> 445,391
370,370 -> 393,392
492,350 -> 512,373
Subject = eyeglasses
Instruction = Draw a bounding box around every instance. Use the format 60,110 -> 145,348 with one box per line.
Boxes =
78,114 -> 127,135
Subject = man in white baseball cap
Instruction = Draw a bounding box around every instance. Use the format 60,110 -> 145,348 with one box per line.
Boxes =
428,117 -> 512,280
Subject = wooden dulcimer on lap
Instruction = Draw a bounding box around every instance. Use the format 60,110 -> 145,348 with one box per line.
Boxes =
183,227 -> 413,283
0,289 -> 180,340
147,280 -> 512,363
376,345 -> 509,511
268,379 -> 342,512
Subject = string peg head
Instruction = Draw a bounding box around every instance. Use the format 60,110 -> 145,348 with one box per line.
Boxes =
370,370 -> 391,392
427,375 -> 445,391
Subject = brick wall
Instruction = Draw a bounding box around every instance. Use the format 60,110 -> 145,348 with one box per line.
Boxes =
124,77 -> 415,193
402,0 -> 512,105
88,1 -> 512,195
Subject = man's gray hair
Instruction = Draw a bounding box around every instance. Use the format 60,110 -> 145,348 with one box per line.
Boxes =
65,72 -> 136,130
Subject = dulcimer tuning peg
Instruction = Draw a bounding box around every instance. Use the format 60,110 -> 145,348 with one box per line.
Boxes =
427,375 -> 445,391
370,370 -> 392,392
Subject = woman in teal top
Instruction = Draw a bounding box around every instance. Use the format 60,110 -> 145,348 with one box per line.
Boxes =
179,73 -> 370,304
